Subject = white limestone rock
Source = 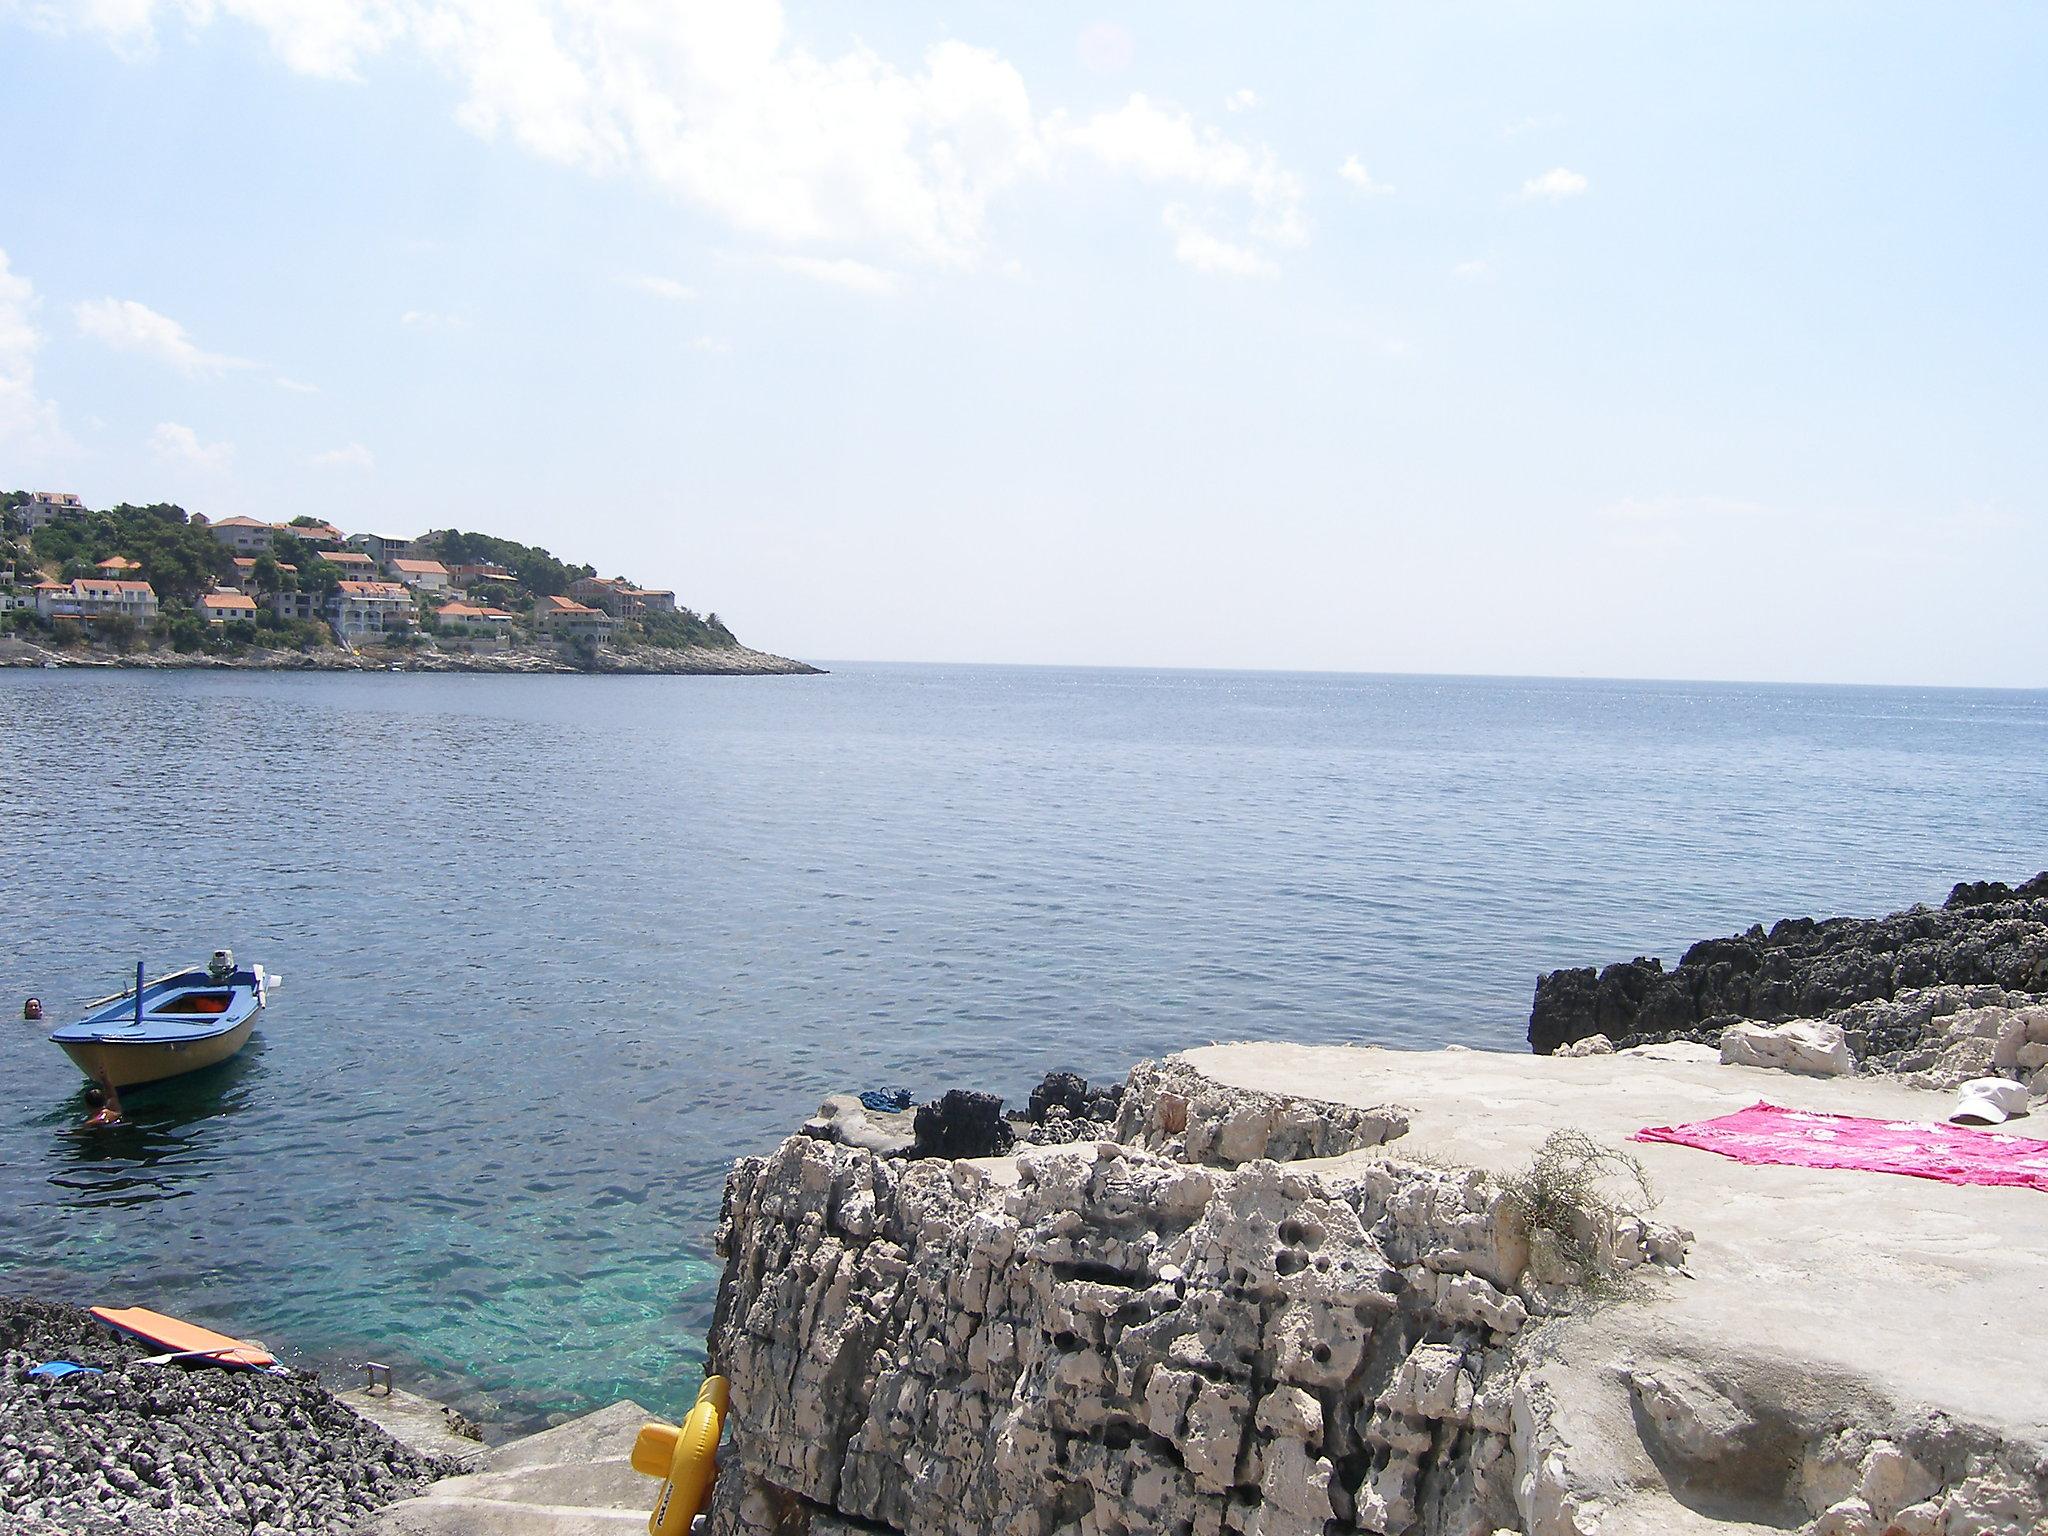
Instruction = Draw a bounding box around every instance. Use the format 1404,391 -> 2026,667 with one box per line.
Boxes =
1719,1018 -> 1855,1077
1113,1057 -> 1410,1167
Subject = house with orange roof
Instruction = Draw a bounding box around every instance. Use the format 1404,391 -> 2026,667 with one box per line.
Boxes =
536,592 -> 616,645
196,591 -> 260,626
208,516 -> 284,556
95,555 -> 143,576
331,580 -> 413,643
346,532 -> 416,565
447,561 -> 517,589
321,550 -> 379,576
18,491 -> 87,532
389,557 -> 451,594
568,575 -> 676,620
33,578 -> 159,626
435,600 -> 514,648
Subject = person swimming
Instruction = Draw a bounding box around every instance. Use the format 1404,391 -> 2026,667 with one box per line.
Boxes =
82,1084 -> 125,1127
23,996 -> 43,1021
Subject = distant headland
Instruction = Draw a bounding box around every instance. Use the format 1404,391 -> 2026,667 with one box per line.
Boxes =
0,490 -> 820,676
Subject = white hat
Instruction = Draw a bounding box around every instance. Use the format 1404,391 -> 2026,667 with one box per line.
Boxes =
1950,1077 -> 2030,1126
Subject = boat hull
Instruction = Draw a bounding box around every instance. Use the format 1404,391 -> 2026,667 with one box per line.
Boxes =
58,1016 -> 255,1088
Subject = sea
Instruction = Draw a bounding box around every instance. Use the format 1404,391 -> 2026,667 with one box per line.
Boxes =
3,663 -> 2045,1428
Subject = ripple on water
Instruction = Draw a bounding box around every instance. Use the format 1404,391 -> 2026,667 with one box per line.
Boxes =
3,664 -> 2046,1429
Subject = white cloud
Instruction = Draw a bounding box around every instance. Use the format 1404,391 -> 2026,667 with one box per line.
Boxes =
1520,166 -> 1589,201
274,375 -> 320,393
766,254 -> 898,294
74,296 -> 252,376
400,308 -> 466,328
1061,94 -> 1306,265
29,3 -> 1302,278
0,247 -> 69,457
1337,155 -> 1392,195
150,421 -> 233,470
1453,258 -> 1493,281
311,441 -> 375,469
690,335 -> 731,354
625,274 -> 697,302
1161,206 -> 1275,278
1224,88 -> 1258,113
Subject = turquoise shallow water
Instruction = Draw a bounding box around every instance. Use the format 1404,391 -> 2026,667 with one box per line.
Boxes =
3,664 -> 2046,1427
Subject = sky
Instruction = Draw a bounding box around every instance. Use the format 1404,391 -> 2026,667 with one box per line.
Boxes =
0,2 -> 2043,686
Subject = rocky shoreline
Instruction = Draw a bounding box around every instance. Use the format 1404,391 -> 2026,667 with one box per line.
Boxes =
0,635 -> 823,676
0,1298 -> 460,1535
1529,875 -> 2048,1055
13,875 -> 2048,1535
701,875 -> 2048,1536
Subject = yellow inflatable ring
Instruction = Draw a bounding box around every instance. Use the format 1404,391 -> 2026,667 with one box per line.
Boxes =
631,1375 -> 729,1536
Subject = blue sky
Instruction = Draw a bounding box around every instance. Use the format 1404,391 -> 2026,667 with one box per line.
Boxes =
1,2 -> 2042,685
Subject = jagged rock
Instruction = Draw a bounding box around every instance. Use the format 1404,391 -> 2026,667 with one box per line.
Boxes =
1554,1035 -> 1613,1058
911,1090 -> 1013,1159
1718,1018 -> 1855,1076
1113,1057 -> 1409,1167
704,1062 -> 1690,1536
1530,877 -> 2048,1054
802,1094 -> 917,1157
0,1299 -> 455,1534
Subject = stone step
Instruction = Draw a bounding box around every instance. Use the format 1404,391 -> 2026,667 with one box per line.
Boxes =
364,1492 -> 648,1535
362,1398 -> 663,1536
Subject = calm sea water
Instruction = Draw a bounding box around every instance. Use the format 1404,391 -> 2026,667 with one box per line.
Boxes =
4,664 -> 2045,1426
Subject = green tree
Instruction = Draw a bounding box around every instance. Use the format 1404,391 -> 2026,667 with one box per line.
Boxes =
96,613 -> 141,653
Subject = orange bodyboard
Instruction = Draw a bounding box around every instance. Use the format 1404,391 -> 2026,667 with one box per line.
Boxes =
91,1306 -> 277,1369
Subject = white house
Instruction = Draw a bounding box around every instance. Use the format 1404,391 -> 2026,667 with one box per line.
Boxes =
18,492 -> 87,532
197,591 -> 260,626
34,578 -> 159,626
330,580 -> 414,642
347,532 -> 415,565
321,550 -> 380,579
209,517 -> 282,556
435,600 -> 514,648
270,587 -> 322,623
536,593 -> 616,644
389,557 -> 451,594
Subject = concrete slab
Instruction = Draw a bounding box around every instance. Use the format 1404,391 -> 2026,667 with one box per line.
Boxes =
1182,1042 -> 2048,1444
363,1399 -> 660,1536
338,1384 -> 489,1470
486,1399 -> 649,1472
366,1494 -> 647,1535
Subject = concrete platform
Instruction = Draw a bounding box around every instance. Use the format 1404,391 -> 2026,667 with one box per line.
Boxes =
338,1384 -> 490,1470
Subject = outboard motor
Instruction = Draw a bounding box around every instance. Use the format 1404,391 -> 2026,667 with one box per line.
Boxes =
208,949 -> 236,982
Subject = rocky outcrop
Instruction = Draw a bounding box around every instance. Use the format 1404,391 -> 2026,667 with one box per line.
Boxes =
702,1045 -> 2048,1534
1529,877 -> 2048,1055
1512,1332 -> 2048,1536
0,1298 -> 455,1535
1113,1058 -> 1410,1168
702,1068 -> 1684,1536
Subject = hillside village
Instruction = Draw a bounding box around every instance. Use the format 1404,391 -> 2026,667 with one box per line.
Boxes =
0,489 -> 809,673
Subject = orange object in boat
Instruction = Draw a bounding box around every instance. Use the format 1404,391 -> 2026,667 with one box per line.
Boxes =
90,1306 -> 279,1370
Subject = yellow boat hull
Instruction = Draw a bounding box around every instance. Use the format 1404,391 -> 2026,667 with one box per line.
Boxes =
60,1017 -> 255,1088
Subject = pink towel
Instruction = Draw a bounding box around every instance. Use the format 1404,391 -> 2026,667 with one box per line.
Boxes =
1634,1102 -> 2048,1193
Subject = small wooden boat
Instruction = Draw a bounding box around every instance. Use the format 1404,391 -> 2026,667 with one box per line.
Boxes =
49,951 -> 277,1090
